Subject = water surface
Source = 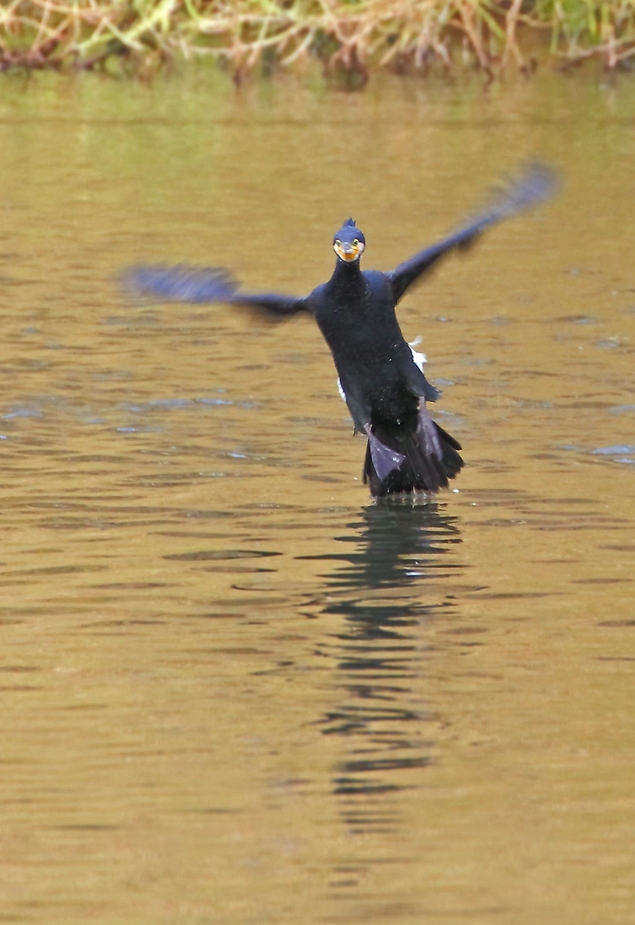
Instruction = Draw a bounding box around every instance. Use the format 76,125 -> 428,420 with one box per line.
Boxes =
0,69 -> 634,924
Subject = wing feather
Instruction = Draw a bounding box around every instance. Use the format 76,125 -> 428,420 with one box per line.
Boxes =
125,265 -> 310,317
388,163 -> 557,303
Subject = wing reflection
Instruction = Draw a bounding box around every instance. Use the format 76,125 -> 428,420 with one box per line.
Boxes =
305,501 -> 463,836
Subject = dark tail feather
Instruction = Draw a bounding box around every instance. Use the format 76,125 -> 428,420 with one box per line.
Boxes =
434,422 -> 462,452
363,420 -> 464,498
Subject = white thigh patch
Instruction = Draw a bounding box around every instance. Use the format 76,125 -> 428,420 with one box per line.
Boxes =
409,336 -> 427,372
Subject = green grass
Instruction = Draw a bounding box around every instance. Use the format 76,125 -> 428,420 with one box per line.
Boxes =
2,0 -> 635,77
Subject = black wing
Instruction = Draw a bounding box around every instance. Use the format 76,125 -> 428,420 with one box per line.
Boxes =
125,265 -> 310,318
388,163 -> 557,304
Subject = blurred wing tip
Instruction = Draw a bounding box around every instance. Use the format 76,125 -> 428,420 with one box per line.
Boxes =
504,161 -> 559,206
519,161 -> 559,200
481,161 -> 558,223
122,266 -> 158,299
122,265 -> 238,303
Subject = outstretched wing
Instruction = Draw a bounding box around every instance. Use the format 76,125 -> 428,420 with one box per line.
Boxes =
125,265 -> 310,318
388,163 -> 557,304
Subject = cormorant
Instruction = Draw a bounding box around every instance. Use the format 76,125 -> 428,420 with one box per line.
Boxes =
127,165 -> 554,497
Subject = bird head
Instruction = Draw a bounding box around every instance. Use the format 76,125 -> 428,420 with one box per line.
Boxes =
333,218 -> 365,264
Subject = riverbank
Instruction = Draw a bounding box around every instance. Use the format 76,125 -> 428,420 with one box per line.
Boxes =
1,0 -> 634,80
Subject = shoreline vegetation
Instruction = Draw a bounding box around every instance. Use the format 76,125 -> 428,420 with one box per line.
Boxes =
1,1 -> 635,81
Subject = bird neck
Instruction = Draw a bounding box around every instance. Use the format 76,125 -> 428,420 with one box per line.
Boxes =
331,258 -> 363,292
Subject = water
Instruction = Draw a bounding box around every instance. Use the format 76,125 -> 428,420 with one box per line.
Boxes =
0,68 -> 634,924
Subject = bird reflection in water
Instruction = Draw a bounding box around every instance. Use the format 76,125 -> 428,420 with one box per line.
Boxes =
305,501 -> 463,836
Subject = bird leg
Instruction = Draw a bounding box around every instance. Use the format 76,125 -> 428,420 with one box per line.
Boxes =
418,403 -> 444,459
364,425 -> 406,480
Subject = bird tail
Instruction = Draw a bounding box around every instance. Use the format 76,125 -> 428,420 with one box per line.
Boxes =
363,409 -> 464,498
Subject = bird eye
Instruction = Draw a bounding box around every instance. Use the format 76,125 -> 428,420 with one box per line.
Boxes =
335,239 -> 341,247
353,239 -> 359,246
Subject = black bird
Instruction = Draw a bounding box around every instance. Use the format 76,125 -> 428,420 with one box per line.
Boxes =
127,164 -> 554,497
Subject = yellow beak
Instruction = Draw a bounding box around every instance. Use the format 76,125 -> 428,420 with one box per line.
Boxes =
334,242 -> 363,262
